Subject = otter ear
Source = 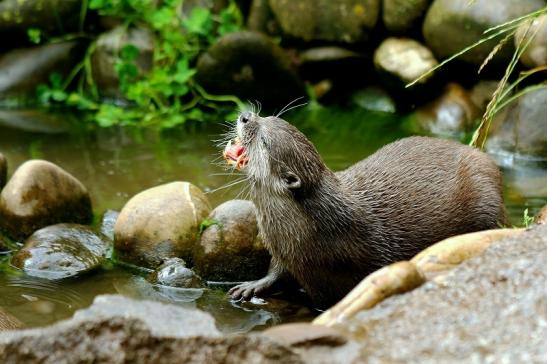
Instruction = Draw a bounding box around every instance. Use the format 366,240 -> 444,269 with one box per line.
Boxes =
282,172 -> 301,189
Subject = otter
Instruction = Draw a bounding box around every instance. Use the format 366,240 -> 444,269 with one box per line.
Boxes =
224,112 -> 507,309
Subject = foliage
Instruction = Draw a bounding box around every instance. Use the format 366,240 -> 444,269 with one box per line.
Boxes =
408,6 -> 547,149
199,218 -> 221,235
521,208 -> 535,228
35,0 -> 244,128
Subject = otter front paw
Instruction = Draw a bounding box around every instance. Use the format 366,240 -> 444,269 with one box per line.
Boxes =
229,279 -> 271,301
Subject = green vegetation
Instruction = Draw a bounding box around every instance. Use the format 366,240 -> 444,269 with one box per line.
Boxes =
34,0 -> 245,128
521,208 -> 535,228
408,6 -> 547,150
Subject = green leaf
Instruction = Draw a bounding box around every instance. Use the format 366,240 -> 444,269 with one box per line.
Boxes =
183,7 -> 213,35
27,28 -> 42,44
120,44 -> 140,61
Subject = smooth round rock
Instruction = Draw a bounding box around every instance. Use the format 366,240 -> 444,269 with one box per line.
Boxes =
148,258 -> 203,288
374,37 -> 438,86
195,31 -> 305,108
0,153 -> 6,190
423,0 -> 545,66
114,182 -> 211,269
268,0 -> 380,43
11,224 -> 110,280
0,160 -> 92,241
194,200 -> 270,281
383,0 -> 430,33
515,14 -> 547,69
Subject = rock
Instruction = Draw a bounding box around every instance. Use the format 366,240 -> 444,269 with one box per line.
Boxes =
0,307 -> 23,331
148,258 -> 203,288
91,26 -> 154,99
333,224 -> 547,363
0,0 -> 81,49
0,41 -> 83,99
423,0 -> 545,66
351,86 -> 396,113
194,200 -> 270,281
268,0 -> 380,43
114,182 -> 211,269
100,209 -> 119,241
469,80 -> 498,111
11,224 -> 110,280
382,0 -> 431,33
412,83 -> 480,138
0,160 -> 93,240
264,323 -> 347,347
374,37 -> 438,87
196,31 -> 305,108
247,0 -> 280,35
0,294 -> 302,363
0,110 -> 71,134
515,14 -> 547,69
0,153 -> 6,189
486,87 -> 547,158
182,0 -> 229,14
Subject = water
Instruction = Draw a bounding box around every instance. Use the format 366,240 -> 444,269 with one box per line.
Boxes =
0,107 -> 545,331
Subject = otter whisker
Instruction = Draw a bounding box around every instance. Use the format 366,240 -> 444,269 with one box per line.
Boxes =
206,177 -> 248,194
275,96 -> 305,117
276,101 -> 308,118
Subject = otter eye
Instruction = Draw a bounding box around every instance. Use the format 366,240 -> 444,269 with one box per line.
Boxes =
282,172 -> 301,190
239,112 -> 251,124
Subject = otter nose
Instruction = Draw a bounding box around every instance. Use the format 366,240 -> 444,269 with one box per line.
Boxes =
239,112 -> 252,124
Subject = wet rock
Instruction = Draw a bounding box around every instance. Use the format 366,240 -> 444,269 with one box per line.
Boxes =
0,294 -> 302,363
11,224 -> 110,280
91,26 -> 154,99
0,153 -> 6,189
194,200 -> 270,281
0,110 -> 71,134
0,307 -> 23,331
334,224 -> 547,363
148,258 -> 203,288
487,87 -> 547,158
0,41 -> 83,99
268,0 -> 380,43
196,31 -> 305,108
0,0 -> 81,49
374,37 -> 438,87
351,86 -> 396,113
99,209 -> 119,241
412,83 -> 480,138
515,14 -> 547,69
114,182 -> 211,269
423,0 -> 545,66
0,160 -> 93,240
264,323 -> 347,347
382,0 -> 431,33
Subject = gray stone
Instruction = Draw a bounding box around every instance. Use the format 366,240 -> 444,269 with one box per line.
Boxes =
268,0 -> 380,43
423,0 -> 545,66
0,160 -> 93,240
374,37 -> 438,86
91,26 -> 154,99
11,224 -> 111,280
114,182 -> 211,269
196,31 -> 305,108
351,86 -> 396,113
515,14 -> 547,69
0,295 -> 302,364
0,153 -> 6,190
194,200 -> 270,281
100,209 -> 119,242
383,0 -> 431,33
0,41 -> 83,99
487,87 -> 547,158
335,224 -> 547,363
148,258 -> 203,288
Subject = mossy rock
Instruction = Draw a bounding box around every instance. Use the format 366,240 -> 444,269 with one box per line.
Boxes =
382,0 -> 431,33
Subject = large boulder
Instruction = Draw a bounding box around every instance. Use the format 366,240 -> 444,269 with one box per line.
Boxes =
423,0 -> 545,66
0,153 -> 6,189
0,160 -> 93,241
268,0 -> 380,43
11,224 -> 111,280
196,31 -> 305,108
382,0 -> 431,33
0,41 -> 83,99
515,14 -> 547,69
487,87 -> 547,158
114,182 -> 211,269
91,26 -> 154,99
194,200 -> 270,281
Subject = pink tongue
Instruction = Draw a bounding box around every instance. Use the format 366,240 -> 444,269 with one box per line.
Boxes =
225,143 -> 246,160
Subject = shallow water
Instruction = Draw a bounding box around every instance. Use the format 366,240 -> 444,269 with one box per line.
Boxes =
0,107 -> 545,331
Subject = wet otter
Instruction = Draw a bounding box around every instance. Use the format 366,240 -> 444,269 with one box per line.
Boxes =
224,112 -> 507,309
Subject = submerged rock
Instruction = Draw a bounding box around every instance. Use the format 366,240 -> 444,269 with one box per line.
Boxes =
515,14 -> 547,69
351,86 -> 396,113
382,0 -> 430,33
194,200 -> 270,281
99,209 -> 119,242
0,160 -> 93,240
148,258 -> 203,288
11,224 -> 110,280
487,87 -> 547,158
0,307 -> 23,331
423,0 -> 545,66
114,182 -> 211,269
0,153 -> 6,189
269,0 -> 380,43
196,31 -> 305,108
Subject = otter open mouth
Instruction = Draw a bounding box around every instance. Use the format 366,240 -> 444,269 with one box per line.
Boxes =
223,137 -> 248,170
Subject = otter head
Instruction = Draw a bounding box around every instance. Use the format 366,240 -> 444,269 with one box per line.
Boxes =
224,111 -> 328,196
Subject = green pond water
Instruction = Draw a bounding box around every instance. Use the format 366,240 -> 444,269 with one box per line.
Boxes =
0,107 -> 545,333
